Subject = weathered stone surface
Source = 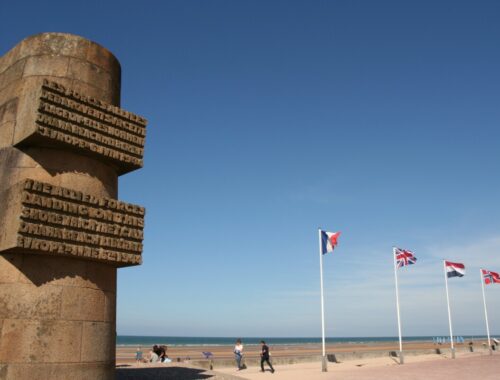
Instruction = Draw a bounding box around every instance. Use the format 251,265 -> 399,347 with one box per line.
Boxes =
17,33 -> 90,63
23,55 -> 70,78
0,98 -> 18,124
0,283 -> 62,320
60,286 -> 105,321
103,291 -> 116,323
0,98 -> 18,149
0,254 -> 22,284
0,32 -> 146,380
16,254 -> 89,287
0,364 -> 6,380
0,121 -> 15,148
81,321 -> 115,362
2,362 -> 114,380
87,262 -> 117,292
15,254 -> 117,293
0,59 -> 25,93
0,253 -> 116,320
0,319 -> 82,363
0,147 -> 118,198
67,58 -> 114,90
1,33 -> 119,78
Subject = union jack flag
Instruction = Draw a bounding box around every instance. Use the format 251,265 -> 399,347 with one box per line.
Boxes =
482,269 -> 500,285
395,247 -> 417,268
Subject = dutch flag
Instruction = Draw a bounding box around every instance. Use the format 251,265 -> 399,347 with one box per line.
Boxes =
320,230 -> 341,254
445,261 -> 465,278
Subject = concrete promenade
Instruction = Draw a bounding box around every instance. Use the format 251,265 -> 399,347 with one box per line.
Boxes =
116,351 -> 499,379
217,352 -> 499,380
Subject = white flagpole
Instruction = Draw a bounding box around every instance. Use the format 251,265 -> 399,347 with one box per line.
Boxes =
393,247 -> 404,364
480,269 -> 492,355
443,261 -> 455,359
318,229 -> 327,371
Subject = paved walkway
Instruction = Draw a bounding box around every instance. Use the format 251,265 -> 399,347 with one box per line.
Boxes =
116,352 -> 499,379
116,364 -> 246,380
218,352 -> 500,380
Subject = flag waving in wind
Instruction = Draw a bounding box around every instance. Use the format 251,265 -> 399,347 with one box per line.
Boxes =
320,230 -> 341,254
392,246 -> 417,363
317,228 -> 342,370
395,247 -> 417,268
482,269 -> 500,285
445,261 -> 466,278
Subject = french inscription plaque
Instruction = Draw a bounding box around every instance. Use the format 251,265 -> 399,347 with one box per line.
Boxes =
18,79 -> 147,174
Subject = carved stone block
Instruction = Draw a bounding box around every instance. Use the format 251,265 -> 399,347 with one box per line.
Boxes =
0,179 -> 144,267
10,79 -> 147,174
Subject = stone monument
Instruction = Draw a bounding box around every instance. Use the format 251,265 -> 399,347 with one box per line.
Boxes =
0,33 -> 146,380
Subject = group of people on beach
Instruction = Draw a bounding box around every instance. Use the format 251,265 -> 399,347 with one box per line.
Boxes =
234,339 -> 275,373
134,339 -> 276,372
135,345 -> 172,363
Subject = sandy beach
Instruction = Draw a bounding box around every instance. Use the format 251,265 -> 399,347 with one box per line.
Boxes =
116,340 -> 481,364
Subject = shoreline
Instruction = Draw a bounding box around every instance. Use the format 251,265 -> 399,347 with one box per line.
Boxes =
116,339 -> 493,365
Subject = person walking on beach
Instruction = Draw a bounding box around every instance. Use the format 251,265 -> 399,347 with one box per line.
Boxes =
234,338 -> 244,370
260,340 -> 275,373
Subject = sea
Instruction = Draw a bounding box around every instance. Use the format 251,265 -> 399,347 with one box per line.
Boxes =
116,335 -> 488,347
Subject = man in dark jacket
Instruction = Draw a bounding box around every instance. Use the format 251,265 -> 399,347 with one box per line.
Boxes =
260,340 -> 275,373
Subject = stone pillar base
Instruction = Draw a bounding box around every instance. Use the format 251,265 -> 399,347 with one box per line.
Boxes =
0,254 -> 116,380
0,363 -> 114,380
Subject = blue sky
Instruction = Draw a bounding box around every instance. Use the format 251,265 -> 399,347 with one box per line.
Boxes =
2,0 -> 500,338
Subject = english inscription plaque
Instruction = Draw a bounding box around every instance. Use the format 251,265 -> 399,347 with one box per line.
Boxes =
0,179 -> 144,266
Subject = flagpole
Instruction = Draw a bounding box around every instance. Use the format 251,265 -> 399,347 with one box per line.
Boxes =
392,247 -> 404,364
480,269 -> 492,355
443,261 -> 455,359
318,228 -> 327,371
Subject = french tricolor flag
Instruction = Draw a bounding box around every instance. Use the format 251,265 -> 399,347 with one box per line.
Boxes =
320,230 -> 341,254
445,261 -> 465,278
